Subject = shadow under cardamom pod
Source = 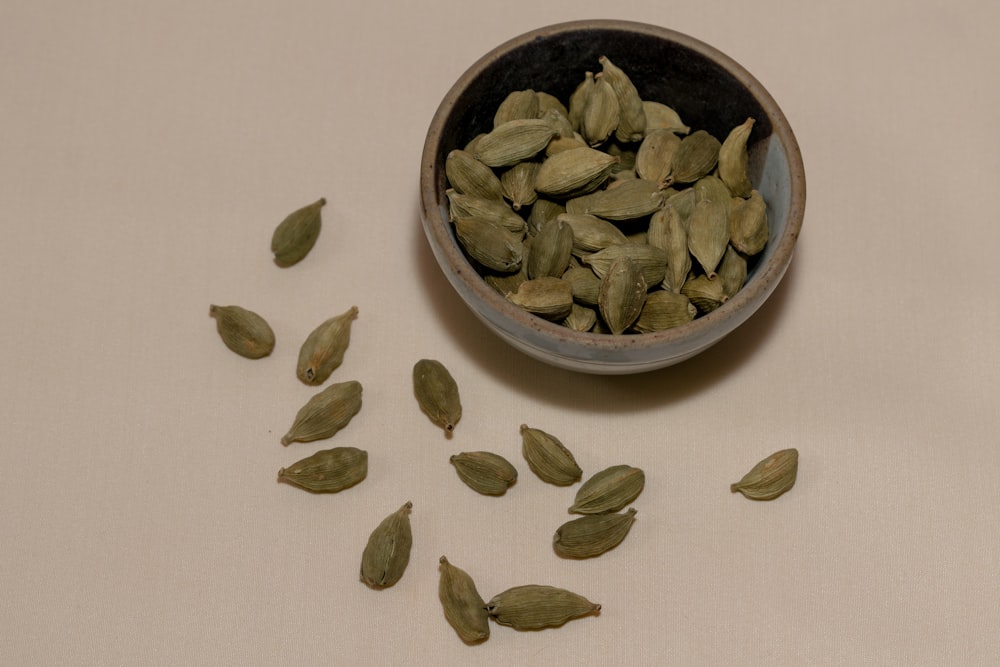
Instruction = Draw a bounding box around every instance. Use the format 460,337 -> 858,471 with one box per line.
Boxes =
412,201 -> 799,415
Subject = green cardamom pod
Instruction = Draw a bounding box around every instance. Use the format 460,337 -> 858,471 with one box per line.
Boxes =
527,217 -> 574,279
570,464 -> 645,514
561,265 -> 602,306
641,100 -> 690,135
487,585 -> 601,630
598,256 -> 647,335
635,129 -> 681,186
534,146 -> 619,198
566,178 -> 664,221
731,448 -> 798,500
438,556 -> 490,644
553,508 -> 637,559
559,213 -> 628,256
453,216 -> 524,273
446,149 -> 505,201
718,117 -> 756,198
581,75 -> 619,147
647,205 -> 691,294
687,199 -> 730,278
473,118 -> 557,168
447,190 -> 527,233
580,243 -> 668,287
360,501 -> 413,588
669,130 -> 721,184
694,174 -> 734,215
561,303 -> 598,332
567,72 -> 594,133
536,90 -> 569,119
296,305 -> 358,385
208,304 -> 275,359
277,446 -> 367,493
599,55 -> 646,143
499,161 -> 539,211
281,380 -> 363,445
494,89 -> 540,127
717,244 -> 748,299
450,451 -> 518,496
526,198 -> 565,235
681,274 -> 728,314
632,290 -> 697,333
728,189 -> 769,256
413,358 -> 462,435
271,198 -> 325,267
506,277 -> 574,321
520,424 -> 582,486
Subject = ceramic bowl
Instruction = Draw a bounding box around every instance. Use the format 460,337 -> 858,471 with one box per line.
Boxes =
419,19 -> 805,374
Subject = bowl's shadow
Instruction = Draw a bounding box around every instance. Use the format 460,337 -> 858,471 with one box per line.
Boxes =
413,201 -> 799,415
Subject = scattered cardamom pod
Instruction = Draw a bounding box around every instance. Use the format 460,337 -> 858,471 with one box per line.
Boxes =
438,556 -> 490,644
271,198 -> 325,267
280,380 -> 363,446
413,358 -> 462,435
360,501 -> 413,588
487,585 -> 601,630
570,464 -> 645,514
553,508 -> 637,559
296,305 -> 358,385
277,446 -> 367,493
209,304 -> 275,359
731,448 -> 798,500
450,451 -> 518,496
520,424 -> 583,486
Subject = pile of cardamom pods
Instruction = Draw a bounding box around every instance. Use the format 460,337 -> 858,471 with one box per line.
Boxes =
446,56 -> 769,334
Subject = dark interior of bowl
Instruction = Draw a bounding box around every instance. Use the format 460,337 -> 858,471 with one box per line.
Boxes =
433,24 -> 774,201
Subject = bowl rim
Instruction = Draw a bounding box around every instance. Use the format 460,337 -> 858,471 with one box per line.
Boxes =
419,19 -> 806,363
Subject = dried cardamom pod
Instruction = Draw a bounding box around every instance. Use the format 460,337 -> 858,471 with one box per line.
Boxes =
567,72 -> 594,132
570,464 -> 645,514
641,100 -> 690,135
599,55 -> 646,142
561,303 -> 597,332
562,265 -> 602,306
296,305 -> 358,385
647,205 -> 691,294
271,198 -> 325,267
559,213 -> 628,256
580,243 -> 668,287
520,424 -> 582,486
473,118 -> 557,168
453,216 -> 524,273
446,149 -> 505,201
598,256 -> 647,335
526,198 -> 565,235
536,91 -> 569,119
494,89 -> 540,127
581,75 -> 619,147
687,199 -> 730,278
681,274 -> 728,314
632,290 -> 697,333
717,244 -> 748,299
553,508 -> 637,559
208,304 -> 275,359
277,446 -> 367,493
669,130 -> 721,184
506,277 -> 574,321
360,501 -> 413,588
731,448 -> 798,500
718,117 -> 756,198
281,380 -> 363,445
438,556 -> 490,644
413,358 -> 462,434
447,190 -> 527,233
566,178 -> 665,220
635,129 -> 681,186
527,217 -> 573,279
545,133 -> 590,157
694,174 -> 734,214
450,451 -> 518,496
665,187 -> 697,223
487,585 -> 601,630
500,161 -> 539,211
534,146 -> 619,198
728,189 -> 768,256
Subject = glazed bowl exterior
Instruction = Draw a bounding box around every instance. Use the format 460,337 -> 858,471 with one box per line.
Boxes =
419,19 -> 806,374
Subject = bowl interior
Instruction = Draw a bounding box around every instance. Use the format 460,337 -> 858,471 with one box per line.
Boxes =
421,20 -> 805,373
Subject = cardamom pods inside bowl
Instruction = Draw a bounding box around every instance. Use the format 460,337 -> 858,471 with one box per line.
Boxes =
419,19 -> 805,374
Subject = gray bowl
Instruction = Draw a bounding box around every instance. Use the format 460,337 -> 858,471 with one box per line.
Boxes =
419,19 -> 805,374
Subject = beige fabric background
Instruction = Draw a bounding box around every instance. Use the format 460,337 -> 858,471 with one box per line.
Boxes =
2,1 -> 998,665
